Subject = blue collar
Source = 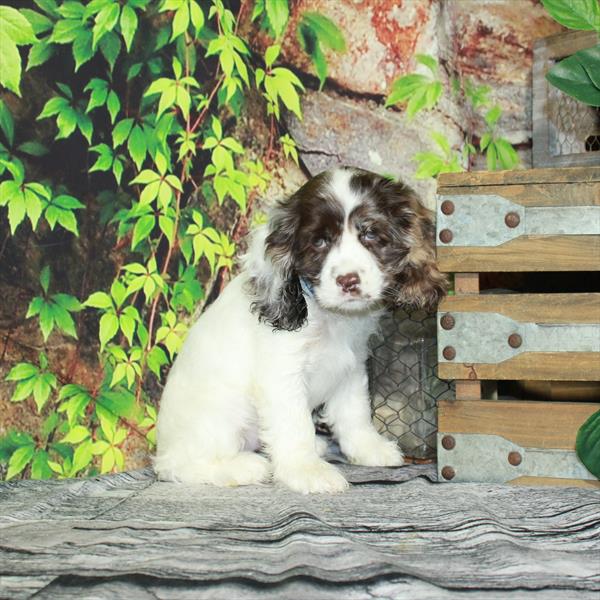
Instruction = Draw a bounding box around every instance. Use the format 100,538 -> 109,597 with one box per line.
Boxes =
299,277 -> 315,298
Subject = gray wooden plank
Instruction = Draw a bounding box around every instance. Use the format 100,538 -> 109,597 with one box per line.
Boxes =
1,466 -> 599,598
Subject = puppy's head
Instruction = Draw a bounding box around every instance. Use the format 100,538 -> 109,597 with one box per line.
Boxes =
249,167 -> 447,330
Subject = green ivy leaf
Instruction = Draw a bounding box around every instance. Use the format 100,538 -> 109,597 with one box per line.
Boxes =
6,444 -> 35,480
120,4 -> 138,51
99,312 -> 119,349
128,124 -> 147,169
0,6 -> 37,96
265,0 -> 289,38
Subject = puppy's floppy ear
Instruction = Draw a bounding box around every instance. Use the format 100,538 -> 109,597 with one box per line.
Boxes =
246,199 -> 307,331
385,182 -> 448,311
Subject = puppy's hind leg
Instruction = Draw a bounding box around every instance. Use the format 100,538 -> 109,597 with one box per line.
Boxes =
155,388 -> 271,487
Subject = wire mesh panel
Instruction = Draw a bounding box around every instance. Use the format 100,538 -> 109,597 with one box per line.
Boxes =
369,308 -> 454,460
548,85 -> 600,157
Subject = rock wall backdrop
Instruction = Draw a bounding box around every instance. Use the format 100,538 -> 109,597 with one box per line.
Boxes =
1,0 -> 564,473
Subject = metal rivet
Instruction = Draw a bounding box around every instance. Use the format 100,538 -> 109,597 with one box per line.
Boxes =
441,466 -> 456,480
508,333 -> 522,348
442,346 -> 456,360
439,229 -> 453,244
440,200 -> 455,215
441,435 -> 456,450
505,212 -> 521,228
508,451 -> 522,466
440,313 -> 455,330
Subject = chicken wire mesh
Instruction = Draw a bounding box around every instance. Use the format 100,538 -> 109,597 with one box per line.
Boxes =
368,308 -> 454,460
548,83 -> 600,157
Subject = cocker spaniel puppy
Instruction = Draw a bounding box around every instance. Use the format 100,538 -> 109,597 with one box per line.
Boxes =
155,166 -> 446,493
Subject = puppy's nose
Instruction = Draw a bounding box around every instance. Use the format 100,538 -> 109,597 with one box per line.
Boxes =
336,272 -> 361,293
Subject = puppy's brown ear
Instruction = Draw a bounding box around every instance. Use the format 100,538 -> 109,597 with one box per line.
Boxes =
385,182 -> 448,311
247,199 -> 308,331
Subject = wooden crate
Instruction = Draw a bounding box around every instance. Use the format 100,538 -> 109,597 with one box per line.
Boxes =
435,167 -> 600,488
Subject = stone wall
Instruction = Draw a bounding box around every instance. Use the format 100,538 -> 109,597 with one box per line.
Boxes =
248,0 -> 563,209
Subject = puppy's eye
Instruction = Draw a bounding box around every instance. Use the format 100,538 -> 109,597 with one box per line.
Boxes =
313,238 -> 328,249
361,229 -> 377,242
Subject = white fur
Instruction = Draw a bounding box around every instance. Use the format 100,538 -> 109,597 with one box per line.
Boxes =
155,170 -> 405,494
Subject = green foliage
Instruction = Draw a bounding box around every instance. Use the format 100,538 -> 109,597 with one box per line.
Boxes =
297,12 -> 346,89
27,267 -> 82,341
0,6 -> 37,96
252,4 -> 345,90
0,0 -> 340,481
542,0 -> 600,107
541,0 -> 600,32
386,55 -> 520,177
576,409 -> 600,479
546,45 -> 600,107
385,55 -> 442,118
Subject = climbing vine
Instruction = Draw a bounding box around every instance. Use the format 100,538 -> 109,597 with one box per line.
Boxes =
0,0 -> 344,480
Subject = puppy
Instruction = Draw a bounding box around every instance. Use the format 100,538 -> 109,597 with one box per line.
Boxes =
155,166 -> 446,493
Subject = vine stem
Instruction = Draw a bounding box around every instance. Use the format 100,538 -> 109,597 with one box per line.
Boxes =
135,50 -> 225,405
135,0 -> 248,404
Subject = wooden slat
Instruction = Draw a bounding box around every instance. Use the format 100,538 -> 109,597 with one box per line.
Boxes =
438,351 -> 600,381
437,235 -> 600,272
439,293 -> 600,324
437,182 -> 600,205
510,476 -> 600,489
456,381 -> 481,400
454,272 -> 479,294
438,399 -> 598,450
438,166 -> 600,187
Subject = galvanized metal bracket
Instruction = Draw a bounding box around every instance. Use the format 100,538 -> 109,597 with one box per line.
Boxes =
437,311 -> 600,364
437,194 -> 600,247
437,433 -> 594,483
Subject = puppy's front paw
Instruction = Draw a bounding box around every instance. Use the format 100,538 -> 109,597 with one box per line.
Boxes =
275,459 -> 349,494
345,435 -> 405,467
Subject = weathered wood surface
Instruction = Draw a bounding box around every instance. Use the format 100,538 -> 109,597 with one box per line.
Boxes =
438,165 -> 600,187
437,235 -> 600,273
1,464 -> 600,599
440,293 -> 600,324
439,399 -> 599,451
436,172 -> 600,272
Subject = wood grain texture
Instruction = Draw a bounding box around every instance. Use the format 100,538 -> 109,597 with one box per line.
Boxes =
1,467 -> 600,597
455,381 -> 481,400
439,293 -> 600,324
438,165 -> 600,187
454,272 -> 479,294
438,182 -> 600,205
438,399 -> 598,450
510,476 -> 600,489
439,351 -> 600,381
437,235 -> 600,272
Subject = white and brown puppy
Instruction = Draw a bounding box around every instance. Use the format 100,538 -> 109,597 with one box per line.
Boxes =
155,166 -> 446,493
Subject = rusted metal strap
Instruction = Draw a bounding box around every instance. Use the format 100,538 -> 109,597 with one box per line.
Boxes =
437,433 -> 594,483
437,194 -> 600,247
437,311 -> 600,364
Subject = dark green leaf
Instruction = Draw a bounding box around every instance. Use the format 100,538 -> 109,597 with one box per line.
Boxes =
576,409 -> 600,478
300,12 -> 345,51
546,48 -> 600,106
541,0 -> 600,31
0,100 -> 14,146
